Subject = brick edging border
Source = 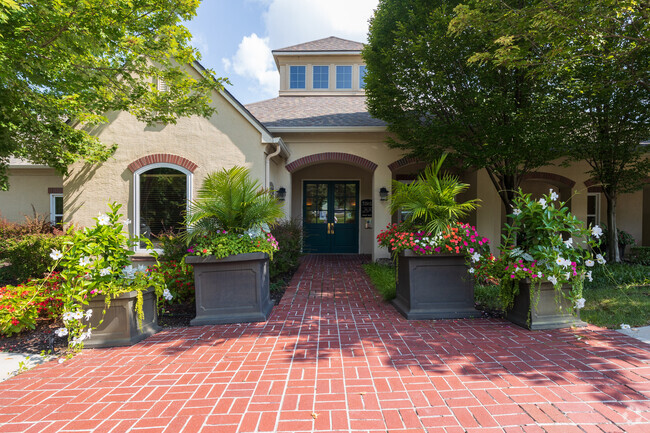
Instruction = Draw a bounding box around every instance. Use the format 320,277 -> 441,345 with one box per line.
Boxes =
127,154 -> 198,173
285,152 -> 377,173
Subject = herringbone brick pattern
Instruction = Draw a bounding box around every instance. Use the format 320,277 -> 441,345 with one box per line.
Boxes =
1,255 -> 648,432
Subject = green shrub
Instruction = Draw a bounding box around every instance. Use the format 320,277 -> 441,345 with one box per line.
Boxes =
270,219 -> 303,282
629,246 -> 650,266
157,230 -> 190,262
0,234 -> 67,283
153,260 -> 195,304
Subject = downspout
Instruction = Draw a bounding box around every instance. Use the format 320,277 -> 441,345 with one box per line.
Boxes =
265,139 -> 282,190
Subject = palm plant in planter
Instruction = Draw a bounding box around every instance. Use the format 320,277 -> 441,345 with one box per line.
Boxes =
377,154 -> 486,319
471,190 -> 604,330
184,166 -> 284,326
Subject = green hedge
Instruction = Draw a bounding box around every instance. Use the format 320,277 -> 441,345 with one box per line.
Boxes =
629,246 -> 650,266
0,234 -> 66,283
270,219 -> 303,282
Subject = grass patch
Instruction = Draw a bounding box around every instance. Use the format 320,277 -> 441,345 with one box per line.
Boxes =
363,262 -> 396,300
581,263 -> 650,329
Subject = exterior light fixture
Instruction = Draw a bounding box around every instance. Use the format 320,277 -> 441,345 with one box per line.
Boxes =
276,187 -> 286,201
379,187 -> 389,201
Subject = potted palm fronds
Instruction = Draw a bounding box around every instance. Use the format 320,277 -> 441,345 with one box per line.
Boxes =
184,166 -> 284,326
378,154 -> 486,319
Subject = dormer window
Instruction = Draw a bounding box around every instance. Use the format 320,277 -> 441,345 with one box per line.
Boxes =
289,66 -> 306,89
313,66 -> 329,89
359,66 -> 367,89
336,66 -> 352,89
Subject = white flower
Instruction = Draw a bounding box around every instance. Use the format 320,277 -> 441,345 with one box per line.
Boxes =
97,213 -> 110,226
121,219 -> 131,225
539,198 -> 547,209
556,256 -> 570,267
79,256 -> 92,267
72,310 -> 84,320
548,275 -> 558,285
585,259 -> 595,267
620,323 -> 631,330
62,311 -> 74,323
575,298 -> 586,309
58,358 -> 65,364
564,272 -> 571,280
84,309 -> 93,321
55,328 -> 68,337
564,238 -> 573,248
587,271 -> 593,282
99,267 -> 111,276
163,288 -> 173,301
591,225 -> 603,239
596,254 -> 606,265
50,249 -> 63,260
513,208 -> 522,216
80,329 -> 92,341
471,252 -> 481,263
468,268 -> 475,274
549,189 -> 559,201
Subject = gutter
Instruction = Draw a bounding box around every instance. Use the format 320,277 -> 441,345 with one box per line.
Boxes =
265,138 -> 283,190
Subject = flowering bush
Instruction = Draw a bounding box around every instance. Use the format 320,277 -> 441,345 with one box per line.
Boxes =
187,228 -> 279,260
153,260 -> 194,303
0,274 -> 64,336
50,203 -> 166,350
470,189 -> 603,312
377,221 -> 490,259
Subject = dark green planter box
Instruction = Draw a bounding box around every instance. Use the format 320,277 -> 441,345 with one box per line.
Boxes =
186,252 -> 273,326
506,279 -> 586,330
392,251 -> 480,320
83,286 -> 160,348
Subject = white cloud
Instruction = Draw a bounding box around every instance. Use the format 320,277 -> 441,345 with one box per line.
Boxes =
264,0 -> 378,48
222,33 -> 278,97
224,0 -> 378,99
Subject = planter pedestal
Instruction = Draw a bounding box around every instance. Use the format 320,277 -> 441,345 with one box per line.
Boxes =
506,279 -> 586,330
186,252 -> 272,326
392,251 -> 479,320
83,287 -> 160,348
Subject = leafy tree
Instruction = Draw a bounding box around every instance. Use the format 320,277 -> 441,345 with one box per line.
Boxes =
389,154 -> 479,234
0,0 -> 225,190
452,0 -> 650,262
363,0 -> 564,218
185,166 -> 285,240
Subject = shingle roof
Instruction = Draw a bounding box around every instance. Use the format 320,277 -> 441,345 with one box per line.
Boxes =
245,96 -> 386,128
273,37 -> 364,53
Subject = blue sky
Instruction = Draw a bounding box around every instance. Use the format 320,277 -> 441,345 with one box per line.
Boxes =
184,0 -> 378,104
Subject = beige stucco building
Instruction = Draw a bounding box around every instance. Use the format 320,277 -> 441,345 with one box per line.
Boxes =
1,37 -> 649,258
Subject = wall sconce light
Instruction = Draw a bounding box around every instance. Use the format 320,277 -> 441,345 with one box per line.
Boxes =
276,187 -> 286,201
379,187 -> 389,201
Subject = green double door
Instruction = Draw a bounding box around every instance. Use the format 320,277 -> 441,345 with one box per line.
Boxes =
303,181 -> 359,254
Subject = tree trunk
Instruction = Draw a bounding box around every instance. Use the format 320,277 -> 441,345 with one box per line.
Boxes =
604,192 -> 621,263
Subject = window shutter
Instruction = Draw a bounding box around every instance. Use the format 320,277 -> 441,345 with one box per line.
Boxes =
157,78 -> 169,92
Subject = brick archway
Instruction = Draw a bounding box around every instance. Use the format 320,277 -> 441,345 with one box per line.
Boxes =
285,152 -> 377,173
522,171 -> 576,188
127,154 -> 198,173
388,157 -> 426,173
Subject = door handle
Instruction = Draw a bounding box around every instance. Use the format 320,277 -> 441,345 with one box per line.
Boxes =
326,222 -> 335,235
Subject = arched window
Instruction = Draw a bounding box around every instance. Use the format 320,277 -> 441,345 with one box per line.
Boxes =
133,163 -> 192,251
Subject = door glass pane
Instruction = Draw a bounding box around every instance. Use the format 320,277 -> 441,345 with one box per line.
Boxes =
587,195 -> 596,214
305,183 -> 329,224
345,211 -> 356,224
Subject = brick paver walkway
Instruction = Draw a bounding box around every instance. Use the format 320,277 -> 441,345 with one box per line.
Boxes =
1,255 -> 649,432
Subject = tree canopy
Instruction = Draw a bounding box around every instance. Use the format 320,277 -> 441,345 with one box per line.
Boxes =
363,0 -> 565,215
451,0 -> 650,262
0,0 -> 225,190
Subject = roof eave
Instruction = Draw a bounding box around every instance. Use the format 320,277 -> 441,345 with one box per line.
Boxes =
267,126 -> 386,133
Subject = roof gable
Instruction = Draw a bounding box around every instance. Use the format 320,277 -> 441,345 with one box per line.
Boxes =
273,36 -> 364,53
